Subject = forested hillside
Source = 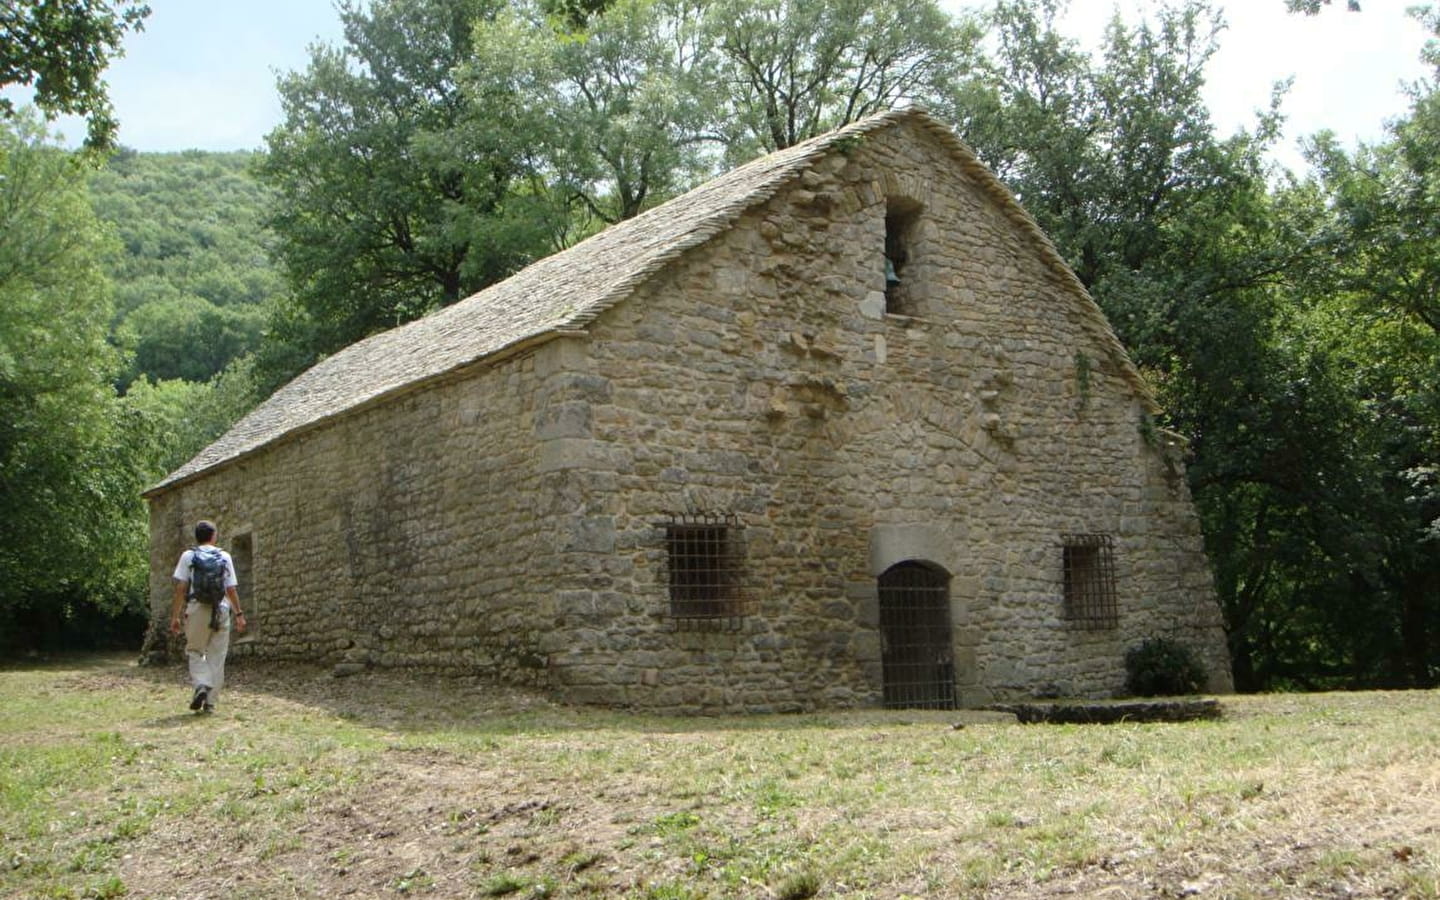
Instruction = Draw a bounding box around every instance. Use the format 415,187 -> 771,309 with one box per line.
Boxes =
88,150 -> 279,479
0,142 -> 280,650
0,0 -> 1435,690
89,150 -> 278,388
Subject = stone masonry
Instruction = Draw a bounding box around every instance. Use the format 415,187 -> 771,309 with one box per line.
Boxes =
145,110 -> 1233,713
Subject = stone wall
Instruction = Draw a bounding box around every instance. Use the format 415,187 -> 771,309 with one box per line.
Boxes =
147,119 -> 1232,711
148,350 -> 565,684
531,123 -> 1231,710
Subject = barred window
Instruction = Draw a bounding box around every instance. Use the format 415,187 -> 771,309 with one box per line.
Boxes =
1062,533 -> 1118,629
664,513 -> 751,628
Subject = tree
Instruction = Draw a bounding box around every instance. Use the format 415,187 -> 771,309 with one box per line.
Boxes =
1286,1 -> 1360,13
706,0 -> 982,157
0,114 -> 152,647
0,0 -> 149,150
465,0 -> 719,229
941,0 -> 1428,689
116,295 -> 265,384
1290,10 -> 1440,685
1307,111 -> 1440,340
539,0 -> 614,28
257,0 -> 556,390
462,0 -> 981,233
123,363 -> 259,477
955,0 -> 1282,296
88,149 -> 281,388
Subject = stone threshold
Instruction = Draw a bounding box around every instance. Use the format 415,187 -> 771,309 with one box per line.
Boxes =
984,698 -> 1222,725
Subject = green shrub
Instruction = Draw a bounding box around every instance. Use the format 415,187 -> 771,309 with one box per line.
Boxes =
1124,637 -> 1207,696
775,870 -> 822,900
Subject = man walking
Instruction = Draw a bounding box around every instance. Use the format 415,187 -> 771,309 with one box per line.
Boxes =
168,520 -> 247,713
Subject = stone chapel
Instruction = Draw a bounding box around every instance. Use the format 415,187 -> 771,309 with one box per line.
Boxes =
144,108 -> 1234,712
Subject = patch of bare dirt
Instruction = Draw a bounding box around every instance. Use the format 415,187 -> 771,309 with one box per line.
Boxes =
113,736 -> 674,898
103,660 -> 670,898
29,659 -> 1440,899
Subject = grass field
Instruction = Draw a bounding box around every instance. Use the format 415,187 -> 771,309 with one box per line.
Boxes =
1,655 -> 1436,899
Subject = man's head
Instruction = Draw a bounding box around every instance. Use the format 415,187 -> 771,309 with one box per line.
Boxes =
194,520 -> 217,544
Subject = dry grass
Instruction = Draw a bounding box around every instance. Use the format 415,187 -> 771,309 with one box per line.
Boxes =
1,654 -> 1437,899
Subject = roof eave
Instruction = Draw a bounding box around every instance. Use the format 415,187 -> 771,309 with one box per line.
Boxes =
142,328 -> 575,500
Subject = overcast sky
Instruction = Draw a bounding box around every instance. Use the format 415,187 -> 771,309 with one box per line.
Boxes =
20,0 -> 1436,173
1051,0 -> 1433,172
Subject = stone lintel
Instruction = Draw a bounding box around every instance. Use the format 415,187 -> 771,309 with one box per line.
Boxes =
869,522 -> 953,576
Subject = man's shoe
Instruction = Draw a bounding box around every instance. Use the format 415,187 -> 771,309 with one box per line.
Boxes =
189,686 -> 210,712
202,703 -> 215,714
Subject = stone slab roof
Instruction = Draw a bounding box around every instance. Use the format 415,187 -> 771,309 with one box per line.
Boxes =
147,107 -> 1154,497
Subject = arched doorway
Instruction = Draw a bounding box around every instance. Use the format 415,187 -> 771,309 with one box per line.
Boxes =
878,560 -> 956,709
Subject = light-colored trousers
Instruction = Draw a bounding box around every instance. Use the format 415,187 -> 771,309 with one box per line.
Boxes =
183,601 -> 232,705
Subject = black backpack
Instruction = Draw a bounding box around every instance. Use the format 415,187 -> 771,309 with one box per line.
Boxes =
189,546 -> 228,629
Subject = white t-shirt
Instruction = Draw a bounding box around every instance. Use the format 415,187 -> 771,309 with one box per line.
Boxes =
173,546 -> 239,609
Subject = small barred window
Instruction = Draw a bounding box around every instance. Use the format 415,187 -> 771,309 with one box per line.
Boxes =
1063,533 -> 1118,629
664,513 -> 751,629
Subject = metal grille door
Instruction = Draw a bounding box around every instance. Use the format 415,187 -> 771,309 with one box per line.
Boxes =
879,561 -> 956,709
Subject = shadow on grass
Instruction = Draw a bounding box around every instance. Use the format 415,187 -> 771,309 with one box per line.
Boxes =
0,650 -> 141,673
79,651 -> 1019,738
141,712 -> 214,729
